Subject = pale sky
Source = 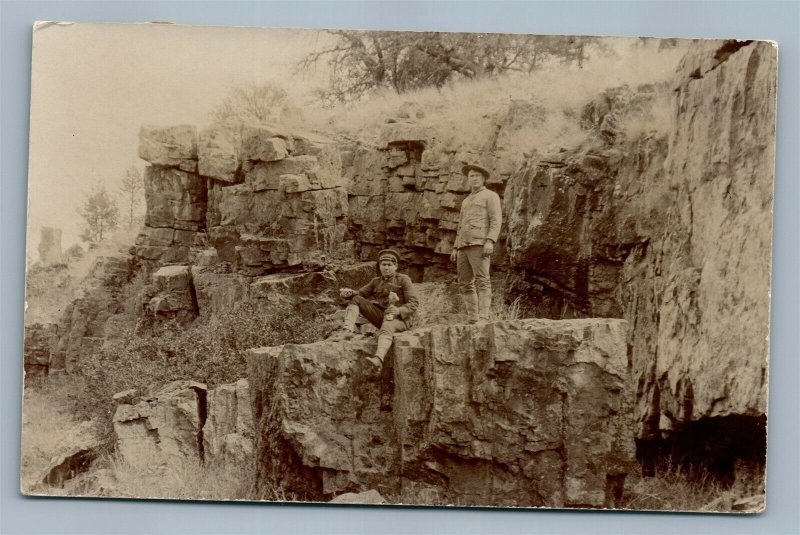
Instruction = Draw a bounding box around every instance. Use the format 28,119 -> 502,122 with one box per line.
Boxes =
27,22 -> 331,254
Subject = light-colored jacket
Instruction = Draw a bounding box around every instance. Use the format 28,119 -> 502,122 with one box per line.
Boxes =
454,186 -> 502,249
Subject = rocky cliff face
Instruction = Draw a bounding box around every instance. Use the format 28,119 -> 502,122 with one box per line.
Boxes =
36,39 -> 774,494
49,253 -> 138,373
248,319 -> 634,507
503,41 -> 775,451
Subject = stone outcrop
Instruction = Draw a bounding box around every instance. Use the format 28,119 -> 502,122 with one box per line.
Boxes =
31,39 -> 772,502
134,102 -> 540,279
136,124 -> 352,273
50,253 -> 137,372
503,40 -> 775,451
144,265 -> 198,323
248,318 -> 634,507
112,379 -> 253,467
113,380 -> 208,465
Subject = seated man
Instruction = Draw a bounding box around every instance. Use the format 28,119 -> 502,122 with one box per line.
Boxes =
336,249 -> 418,368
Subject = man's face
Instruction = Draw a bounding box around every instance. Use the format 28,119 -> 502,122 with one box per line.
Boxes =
467,170 -> 485,190
379,260 -> 397,277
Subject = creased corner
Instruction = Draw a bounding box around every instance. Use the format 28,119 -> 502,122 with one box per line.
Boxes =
33,21 -> 75,32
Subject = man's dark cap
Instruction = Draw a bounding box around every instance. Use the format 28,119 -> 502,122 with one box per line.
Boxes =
377,249 -> 400,265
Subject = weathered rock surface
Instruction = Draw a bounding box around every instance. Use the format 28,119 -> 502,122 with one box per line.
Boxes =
248,318 -> 634,507
204,379 -> 253,465
638,40 -> 775,425
139,125 -> 198,168
198,124 -> 242,183
248,339 -> 398,501
503,40 -> 775,442
51,253 -> 136,372
144,265 -> 197,323
113,380 -> 208,465
112,379 -> 253,467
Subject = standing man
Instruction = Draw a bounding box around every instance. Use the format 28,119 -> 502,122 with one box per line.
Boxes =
450,163 -> 502,323
336,249 -> 418,368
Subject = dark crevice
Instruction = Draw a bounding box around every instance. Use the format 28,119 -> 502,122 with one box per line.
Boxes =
194,386 -> 208,464
187,267 -> 201,317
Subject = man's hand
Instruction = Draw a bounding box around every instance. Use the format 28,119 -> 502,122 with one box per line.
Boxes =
450,249 -> 458,262
385,305 -> 399,317
339,288 -> 356,298
482,240 -> 495,257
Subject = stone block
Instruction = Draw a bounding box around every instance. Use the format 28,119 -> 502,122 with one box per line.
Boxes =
139,125 -> 198,167
198,124 -> 242,183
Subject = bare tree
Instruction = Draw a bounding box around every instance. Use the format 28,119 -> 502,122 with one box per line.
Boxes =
77,186 -> 119,246
209,82 -> 293,125
119,165 -> 144,229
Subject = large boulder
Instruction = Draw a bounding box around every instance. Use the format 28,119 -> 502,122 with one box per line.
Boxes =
198,125 -> 242,183
145,265 -> 197,323
393,319 -> 634,508
248,339 -> 398,501
248,318 -> 634,507
139,125 -> 198,169
112,380 -> 208,466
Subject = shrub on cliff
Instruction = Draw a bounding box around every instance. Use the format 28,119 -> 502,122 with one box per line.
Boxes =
73,301 -> 328,429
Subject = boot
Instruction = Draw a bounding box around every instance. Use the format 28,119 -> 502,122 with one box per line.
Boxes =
328,304 -> 359,340
366,333 -> 393,368
477,289 -> 492,322
461,291 -> 479,324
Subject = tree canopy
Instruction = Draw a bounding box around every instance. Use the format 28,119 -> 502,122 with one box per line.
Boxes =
77,186 -> 119,245
118,165 -> 144,229
299,31 -> 607,105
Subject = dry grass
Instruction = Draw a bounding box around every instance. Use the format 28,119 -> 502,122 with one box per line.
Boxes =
102,454 -> 255,501
412,281 -> 530,327
412,282 -> 459,327
301,39 -> 686,154
620,462 -> 766,513
20,378 -> 87,492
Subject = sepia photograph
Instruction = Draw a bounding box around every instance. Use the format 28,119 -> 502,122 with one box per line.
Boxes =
21,22 -> 776,513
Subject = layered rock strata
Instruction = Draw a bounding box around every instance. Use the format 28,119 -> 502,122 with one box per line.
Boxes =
248,318 -> 634,507
136,124 -> 352,274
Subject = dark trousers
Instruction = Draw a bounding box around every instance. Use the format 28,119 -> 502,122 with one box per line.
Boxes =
352,295 -> 409,337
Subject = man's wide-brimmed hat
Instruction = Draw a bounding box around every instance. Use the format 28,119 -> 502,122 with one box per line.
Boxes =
462,163 -> 491,179
377,249 -> 400,265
